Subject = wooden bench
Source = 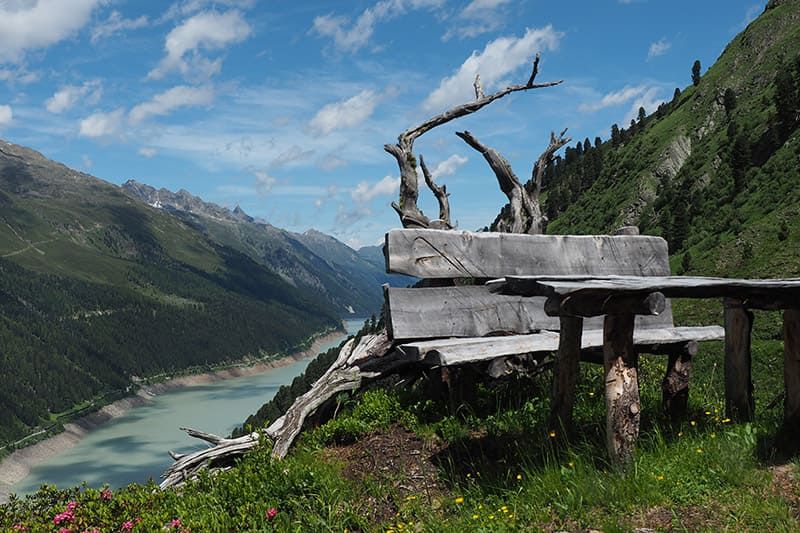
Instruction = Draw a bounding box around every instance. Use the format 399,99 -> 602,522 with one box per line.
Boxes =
382,228 -> 724,424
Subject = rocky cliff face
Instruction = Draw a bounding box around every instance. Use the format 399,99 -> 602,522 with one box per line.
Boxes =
123,179 -> 253,223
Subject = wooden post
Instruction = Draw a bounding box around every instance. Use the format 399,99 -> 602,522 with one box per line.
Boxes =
783,308 -> 800,436
603,313 -> 640,467
724,298 -> 754,422
661,341 -> 697,424
549,315 -> 583,434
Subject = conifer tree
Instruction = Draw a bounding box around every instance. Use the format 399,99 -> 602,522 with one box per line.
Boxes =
637,106 -> 646,123
611,124 -> 621,146
692,60 -> 701,86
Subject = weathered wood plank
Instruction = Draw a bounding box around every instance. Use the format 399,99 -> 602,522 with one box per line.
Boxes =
399,326 -> 724,366
603,313 -> 640,467
783,308 -> 800,435
385,229 -> 670,279
385,285 -> 674,340
491,275 -> 800,309
550,315 -> 583,433
724,298 -> 755,422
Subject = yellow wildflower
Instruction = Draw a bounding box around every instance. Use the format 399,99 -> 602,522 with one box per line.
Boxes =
548,430 -> 557,438
516,473 -> 522,480
454,497 -> 464,504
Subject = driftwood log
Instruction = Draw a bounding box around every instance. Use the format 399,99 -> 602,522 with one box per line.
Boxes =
386,53 -> 562,229
161,331 -> 396,489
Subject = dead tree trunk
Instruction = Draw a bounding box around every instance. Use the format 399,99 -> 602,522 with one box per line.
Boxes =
456,129 -> 569,234
386,53 -> 562,228
161,331 -> 398,489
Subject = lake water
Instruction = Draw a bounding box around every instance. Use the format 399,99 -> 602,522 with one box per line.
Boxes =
10,319 -> 364,496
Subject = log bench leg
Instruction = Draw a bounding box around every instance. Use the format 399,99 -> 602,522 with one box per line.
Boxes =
662,341 -> 698,424
603,313 -> 640,467
549,315 -> 583,435
783,308 -> 800,439
724,298 -> 754,422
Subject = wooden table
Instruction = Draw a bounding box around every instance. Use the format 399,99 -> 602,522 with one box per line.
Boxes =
488,275 -> 800,465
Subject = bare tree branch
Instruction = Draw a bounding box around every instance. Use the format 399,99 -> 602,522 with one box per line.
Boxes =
386,53 -> 562,228
531,128 -> 571,202
419,154 -> 452,228
473,74 -> 484,99
456,130 -> 538,234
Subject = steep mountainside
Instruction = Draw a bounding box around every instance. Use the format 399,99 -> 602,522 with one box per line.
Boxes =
495,0 -> 800,280
0,140 -> 339,445
122,180 -> 405,316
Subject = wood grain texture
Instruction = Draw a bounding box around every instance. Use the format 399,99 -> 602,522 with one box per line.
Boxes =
783,308 -> 800,431
724,298 -> 755,422
398,326 -> 723,366
662,345 -> 695,424
385,285 -> 675,340
492,275 -> 800,308
550,315 -> 583,433
603,313 -> 640,467
385,229 -> 670,279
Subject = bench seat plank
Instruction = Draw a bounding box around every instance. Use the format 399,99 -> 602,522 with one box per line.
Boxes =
399,326 -> 724,366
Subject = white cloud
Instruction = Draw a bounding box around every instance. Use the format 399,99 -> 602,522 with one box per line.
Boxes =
623,87 -> 665,123
254,170 -> 276,195
159,0 -> 256,22
462,0 -> 511,18
0,66 -> 39,84
91,11 -> 149,43
129,85 -> 214,124
647,38 -> 671,60
79,109 -> 124,138
0,105 -> 13,127
430,154 -> 468,178
45,81 -> 102,114
442,0 -> 510,40
423,26 -> 562,112
148,10 -> 251,80
351,175 -> 399,203
0,0 -> 103,63
312,0 -> 443,53
138,147 -> 158,158
309,89 -> 379,136
578,85 -> 651,113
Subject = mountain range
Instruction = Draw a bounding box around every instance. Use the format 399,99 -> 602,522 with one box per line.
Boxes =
0,140 -> 405,445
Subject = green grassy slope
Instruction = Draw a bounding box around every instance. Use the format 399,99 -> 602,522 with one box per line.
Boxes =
528,1 -> 800,283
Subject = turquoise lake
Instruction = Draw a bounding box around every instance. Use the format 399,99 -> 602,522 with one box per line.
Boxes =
10,319 -> 364,496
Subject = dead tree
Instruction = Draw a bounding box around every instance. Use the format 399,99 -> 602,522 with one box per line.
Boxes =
386,53 -> 562,229
161,332 -> 398,488
456,128 -> 569,234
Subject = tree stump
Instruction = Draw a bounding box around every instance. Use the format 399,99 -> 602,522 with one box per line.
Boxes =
724,298 -> 754,421
603,313 -> 640,467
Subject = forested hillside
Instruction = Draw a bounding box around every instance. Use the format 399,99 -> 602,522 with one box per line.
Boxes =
0,141 -> 339,445
495,0 -> 800,281
122,181 -> 407,316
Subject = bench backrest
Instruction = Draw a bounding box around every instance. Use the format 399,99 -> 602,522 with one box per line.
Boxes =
384,229 -> 674,341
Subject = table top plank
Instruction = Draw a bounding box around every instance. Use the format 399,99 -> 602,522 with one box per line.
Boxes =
488,275 -> 800,309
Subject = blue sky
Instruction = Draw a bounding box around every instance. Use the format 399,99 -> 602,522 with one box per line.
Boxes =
0,0 -> 766,248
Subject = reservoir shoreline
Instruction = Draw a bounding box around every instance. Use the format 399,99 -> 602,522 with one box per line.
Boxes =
0,325 -> 351,504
